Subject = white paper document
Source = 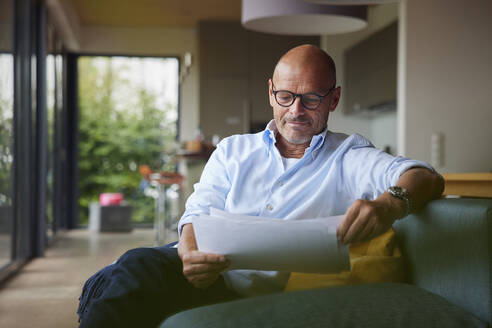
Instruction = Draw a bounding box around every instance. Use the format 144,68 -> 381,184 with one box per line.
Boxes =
192,209 -> 350,274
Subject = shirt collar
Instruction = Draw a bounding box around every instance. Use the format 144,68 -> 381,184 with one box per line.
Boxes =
262,119 -> 329,157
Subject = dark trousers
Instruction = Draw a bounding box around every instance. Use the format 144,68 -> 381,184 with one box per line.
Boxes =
78,245 -> 240,328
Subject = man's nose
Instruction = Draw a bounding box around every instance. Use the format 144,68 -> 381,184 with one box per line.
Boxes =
289,97 -> 306,117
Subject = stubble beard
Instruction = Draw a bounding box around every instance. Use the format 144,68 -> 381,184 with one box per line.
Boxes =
281,132 -> 312,145
279,120 -> 313,145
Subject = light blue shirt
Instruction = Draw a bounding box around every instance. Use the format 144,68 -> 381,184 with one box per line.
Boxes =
178,120 -> 433,296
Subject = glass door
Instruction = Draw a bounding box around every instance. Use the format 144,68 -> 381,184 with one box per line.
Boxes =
0,0 -> 14,269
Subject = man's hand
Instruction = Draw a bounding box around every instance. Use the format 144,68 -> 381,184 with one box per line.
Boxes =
178,224 -> 230,289
337,193 -> 405,245
180,250 -> 230,289
337,167 -> 444,245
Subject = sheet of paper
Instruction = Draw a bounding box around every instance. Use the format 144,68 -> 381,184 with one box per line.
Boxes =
192,211 -> 350,274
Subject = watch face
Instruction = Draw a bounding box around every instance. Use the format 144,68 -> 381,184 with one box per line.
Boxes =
388,186 -> 411,217
390,186 -> 402,195
389,186 -> 408,198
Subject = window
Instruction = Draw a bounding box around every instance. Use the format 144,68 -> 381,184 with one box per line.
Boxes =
77,56 -> 179,226
0,0 -> 14,270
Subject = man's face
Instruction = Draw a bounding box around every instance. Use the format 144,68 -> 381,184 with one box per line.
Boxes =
269,74 -> 340,145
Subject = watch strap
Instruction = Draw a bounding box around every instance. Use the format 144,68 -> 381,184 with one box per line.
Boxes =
387,186 -> 411,218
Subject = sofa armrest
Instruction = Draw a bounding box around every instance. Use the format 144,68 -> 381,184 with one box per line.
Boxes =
394,198 -> 492,324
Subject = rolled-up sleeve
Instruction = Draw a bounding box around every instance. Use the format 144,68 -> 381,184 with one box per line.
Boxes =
177,141 -> 231,236
342,145 -> 435,201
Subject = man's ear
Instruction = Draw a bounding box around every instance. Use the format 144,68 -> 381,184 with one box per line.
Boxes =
268,79 -> 275,107
329,86 -> 341,112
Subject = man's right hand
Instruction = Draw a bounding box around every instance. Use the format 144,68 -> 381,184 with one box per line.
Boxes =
178,224 -> 230,289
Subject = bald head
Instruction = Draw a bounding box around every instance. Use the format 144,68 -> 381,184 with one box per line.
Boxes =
273,44 -> 336,89
268,44 -> 341,147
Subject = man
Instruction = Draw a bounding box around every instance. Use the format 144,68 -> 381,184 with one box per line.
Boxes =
78,45 -> 443,327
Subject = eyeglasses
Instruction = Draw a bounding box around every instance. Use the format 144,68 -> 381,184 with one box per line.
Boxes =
271,80 -> 336,110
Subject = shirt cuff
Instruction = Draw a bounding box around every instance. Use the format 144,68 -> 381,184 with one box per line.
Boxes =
177,215 -> 196,237
390,159 -> 436,186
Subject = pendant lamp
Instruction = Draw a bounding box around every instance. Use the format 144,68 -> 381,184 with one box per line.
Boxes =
242,0 -> 368,35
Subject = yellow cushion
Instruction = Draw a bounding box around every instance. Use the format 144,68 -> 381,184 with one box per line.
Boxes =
284,228 -> 405,292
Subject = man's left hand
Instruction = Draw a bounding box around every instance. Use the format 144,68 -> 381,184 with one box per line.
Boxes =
336,194 -> 405,245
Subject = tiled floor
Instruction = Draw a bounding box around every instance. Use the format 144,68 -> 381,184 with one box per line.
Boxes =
0,229 -> 161,328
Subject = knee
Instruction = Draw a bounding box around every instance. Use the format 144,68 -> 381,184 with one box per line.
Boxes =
117,247 -> 154,264
78,247 -> 181,327
116,247 -> 180,275
78,264 -> 115,323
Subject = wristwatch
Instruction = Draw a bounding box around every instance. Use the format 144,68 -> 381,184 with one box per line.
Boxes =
387,186 -> 411,218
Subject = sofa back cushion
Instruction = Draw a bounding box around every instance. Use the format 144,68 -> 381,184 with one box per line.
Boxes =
394,198 -> 492,324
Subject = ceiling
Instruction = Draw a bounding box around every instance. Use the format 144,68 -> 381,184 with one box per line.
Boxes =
70,0 -> 242,28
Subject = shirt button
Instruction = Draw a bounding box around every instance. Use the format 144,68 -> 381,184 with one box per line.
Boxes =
266,204 -> 273,211
278,181 -> 283,187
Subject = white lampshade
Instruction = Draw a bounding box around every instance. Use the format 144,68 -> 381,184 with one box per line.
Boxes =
242,0 -> 368,35
305,0 -> 399,4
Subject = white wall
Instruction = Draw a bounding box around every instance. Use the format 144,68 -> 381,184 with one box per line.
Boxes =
400,0 -> 492,172
371,111 -> 397,153
80,26 -> 199,142
321,4 -> 398,143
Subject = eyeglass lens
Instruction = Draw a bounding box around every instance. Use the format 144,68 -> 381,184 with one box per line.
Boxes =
275,91 -> 321,109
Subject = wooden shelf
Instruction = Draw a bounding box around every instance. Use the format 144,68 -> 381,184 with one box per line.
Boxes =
442,173 -> 492,198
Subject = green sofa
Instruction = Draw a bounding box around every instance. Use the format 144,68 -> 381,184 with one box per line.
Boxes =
161,198 -> 492,327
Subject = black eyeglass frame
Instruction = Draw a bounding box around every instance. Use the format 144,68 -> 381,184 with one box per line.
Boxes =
271,80 -> 337,110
